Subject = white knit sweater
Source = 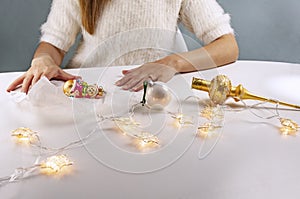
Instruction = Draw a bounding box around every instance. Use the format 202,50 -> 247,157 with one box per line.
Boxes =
40,0 -> 233,68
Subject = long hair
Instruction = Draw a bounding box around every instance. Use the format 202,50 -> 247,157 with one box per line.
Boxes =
79,0 -> 108,34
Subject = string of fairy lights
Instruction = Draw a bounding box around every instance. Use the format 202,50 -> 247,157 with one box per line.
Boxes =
1,75 -> 299,186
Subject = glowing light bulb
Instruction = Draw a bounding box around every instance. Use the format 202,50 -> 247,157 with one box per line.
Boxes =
40,155 -> 73,173
200,105 -> 224,120
279,118 -> 299,136
198,123 -> 222,138
172,113 -> 194,126
113,118 -> 160,149
114,117 -> 140,126
113,117 -> 141,137
136,132 -> 159,148
11,127 -> 37,143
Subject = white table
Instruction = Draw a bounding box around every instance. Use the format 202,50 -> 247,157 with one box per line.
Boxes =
1,61 -> 300,199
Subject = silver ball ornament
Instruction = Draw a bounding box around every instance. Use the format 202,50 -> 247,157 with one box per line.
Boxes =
146,82 -> 171,109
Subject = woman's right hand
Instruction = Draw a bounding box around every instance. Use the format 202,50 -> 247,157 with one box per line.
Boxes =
6,54 -> 77,94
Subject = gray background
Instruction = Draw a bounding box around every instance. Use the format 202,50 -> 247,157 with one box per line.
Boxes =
1,0 -> 299,72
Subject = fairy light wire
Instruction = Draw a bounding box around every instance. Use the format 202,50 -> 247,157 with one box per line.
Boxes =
0,154 -> 74,186
224,97 -> 299,135
4,77 -> 299,186
3,81 -> 216,186
2,125 -> 99,186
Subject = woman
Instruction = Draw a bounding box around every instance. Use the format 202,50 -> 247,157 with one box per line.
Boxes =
7,0 -> 238,93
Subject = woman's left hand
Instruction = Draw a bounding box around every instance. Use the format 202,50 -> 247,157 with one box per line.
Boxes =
115,55 -> 183,91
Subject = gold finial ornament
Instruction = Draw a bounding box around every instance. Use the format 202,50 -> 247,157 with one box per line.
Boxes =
191,75 -> 300,109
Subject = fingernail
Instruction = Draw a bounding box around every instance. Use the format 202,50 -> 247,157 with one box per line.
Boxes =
122,86 -> 129,90
122,70 -> 129,74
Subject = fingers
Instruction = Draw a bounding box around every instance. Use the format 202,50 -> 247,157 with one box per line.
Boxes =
115,73 -> 133,86
131,78 -> 146,91
7,70 -> 45,93
121,76 -> 146,90
122,70 -> 129,75
7,52 -> 80,94
119,70 -> 132,81
116,66 -> 145,87
122,67 -> 138,75
6,75 -> 26,92
116,73 -> 147,90
116,64 -> 160,91
43,68 -> 75,81
11,75 -> 42,94
21,74 -> 34,93
31,72 -> 43,86
116,68 -> 146,91
116,70 -> 149,91
57,70 -> 77,81
7,66 -> 77,94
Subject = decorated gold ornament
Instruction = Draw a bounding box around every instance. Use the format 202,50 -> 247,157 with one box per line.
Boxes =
191,75 -> 300,109
63,79 -> 104,99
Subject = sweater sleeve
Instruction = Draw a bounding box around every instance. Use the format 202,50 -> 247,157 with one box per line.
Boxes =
179,0 -> 234,45
40,0 -> 81,52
